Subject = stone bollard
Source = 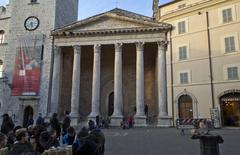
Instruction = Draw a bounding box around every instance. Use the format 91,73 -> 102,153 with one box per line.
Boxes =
192,134 -> 224,155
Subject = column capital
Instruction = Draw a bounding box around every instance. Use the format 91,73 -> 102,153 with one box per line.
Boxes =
54,46 -> 61,55
135,42 -> 145,51
115,43 -> 123,52
94,44 -> 101,53
157,40 -> 168,51
73,45 -> 81,54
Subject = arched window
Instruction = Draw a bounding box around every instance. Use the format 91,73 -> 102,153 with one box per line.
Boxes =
0,59 -> 3,78
0,30 -> 5,44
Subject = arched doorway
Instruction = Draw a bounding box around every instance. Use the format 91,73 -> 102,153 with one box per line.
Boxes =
108,92 -> 114,116
23,106 -> 34,128
220,92 -> 240,127
178,95 -> 193,119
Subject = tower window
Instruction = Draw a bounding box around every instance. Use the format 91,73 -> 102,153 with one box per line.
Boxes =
30,0 -> 37,3
0,30 -> 5,44
0,59 -> 3,78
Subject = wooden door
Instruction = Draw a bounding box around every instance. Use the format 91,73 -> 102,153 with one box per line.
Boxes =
178,95 -> 193,119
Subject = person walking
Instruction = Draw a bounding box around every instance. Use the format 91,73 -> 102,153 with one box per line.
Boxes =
36,113 -> 44,126
62,111 -> 71,136
1,113 -> 14,135
50,113 -> 61,139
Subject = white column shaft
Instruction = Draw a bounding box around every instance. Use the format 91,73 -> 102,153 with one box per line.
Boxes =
136,42 -> 145,116
113,43 -> 123,117
158,41 -> 168,116
90,44 -> 101,117
70,45 -> 81,116
50,46 -> 61,114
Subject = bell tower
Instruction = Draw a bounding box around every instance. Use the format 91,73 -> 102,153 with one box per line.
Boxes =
152,0 -> 159,21
1,0 -> 79,123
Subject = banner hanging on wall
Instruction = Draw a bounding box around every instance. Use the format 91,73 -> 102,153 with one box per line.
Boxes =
11,35 -> 44,96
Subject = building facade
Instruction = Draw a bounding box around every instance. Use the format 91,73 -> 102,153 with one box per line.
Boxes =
0,0 -> 239,128
51,8 -> 172,126
0,0 -> 78,126
157,0 -> 240,127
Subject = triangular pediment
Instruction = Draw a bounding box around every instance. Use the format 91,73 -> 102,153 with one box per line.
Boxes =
53,8 -> 170,33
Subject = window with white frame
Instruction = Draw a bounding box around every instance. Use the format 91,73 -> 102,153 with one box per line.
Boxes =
180,72 -> 189,84
178,21 -> 186,34
0,30 -> 5,44
227,66 -> 238,80
0,59 -> 3,78
179,46 -> 187,60
222,8 -> 233,23
224,36 -> 236,53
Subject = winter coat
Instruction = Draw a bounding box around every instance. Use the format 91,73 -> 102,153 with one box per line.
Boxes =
10,142 -> 35,155
1,117 -> 14,135
62,116 -> 71,134
62,134 -> 75,145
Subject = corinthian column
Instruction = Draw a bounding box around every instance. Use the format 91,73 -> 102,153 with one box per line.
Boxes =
157,40 -> 171,127
89,44 -> 101,118
50,46 -> 61,116
70,45 -> 81,125
134,42 -> 146,126
111,43 -> 123,126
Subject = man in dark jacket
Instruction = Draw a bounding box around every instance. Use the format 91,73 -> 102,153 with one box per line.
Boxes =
36,113 -> 44,126
62,111 -> 71,136
1,113 -> 14,135
50,113 -> 61,138
11,129 -> 35,155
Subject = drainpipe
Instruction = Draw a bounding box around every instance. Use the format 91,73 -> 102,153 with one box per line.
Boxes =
47,35 -> 55,116
206,11 -> 215,108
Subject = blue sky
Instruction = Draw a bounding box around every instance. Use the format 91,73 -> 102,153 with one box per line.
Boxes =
0,0 -> 173,19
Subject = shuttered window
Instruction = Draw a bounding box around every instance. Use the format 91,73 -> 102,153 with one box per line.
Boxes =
178,21 -> 186,34
179,46 -> 187,60
180,72 -> 188,84
225,36 -> 235,53
227,67 -> 238,80
222,8 -> 233,23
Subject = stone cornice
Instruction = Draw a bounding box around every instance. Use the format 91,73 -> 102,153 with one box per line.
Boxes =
159,0 -> 230,20
52,26 -> 171,37
52,8 -> 171,35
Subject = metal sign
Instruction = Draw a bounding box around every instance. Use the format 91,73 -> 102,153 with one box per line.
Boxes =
210,108 -> 221,128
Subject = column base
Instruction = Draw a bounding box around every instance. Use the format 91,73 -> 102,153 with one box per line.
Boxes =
110,115 -> 123,126
157,116 -> 172,127
70,116 -> 79,126
134,115 -> 147,127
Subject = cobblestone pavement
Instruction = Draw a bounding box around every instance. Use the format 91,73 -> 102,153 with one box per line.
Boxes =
102,127 -> 240,155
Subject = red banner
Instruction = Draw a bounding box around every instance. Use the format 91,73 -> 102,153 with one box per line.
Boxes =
11,35 -> 43,96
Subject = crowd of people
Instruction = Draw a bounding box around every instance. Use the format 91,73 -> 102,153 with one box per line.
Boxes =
0,112 -> 105,155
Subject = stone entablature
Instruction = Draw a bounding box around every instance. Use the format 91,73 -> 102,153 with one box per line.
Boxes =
52,26 -> 170,37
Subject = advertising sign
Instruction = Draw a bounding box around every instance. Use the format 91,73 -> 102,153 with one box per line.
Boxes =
11,35 -> 43,96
